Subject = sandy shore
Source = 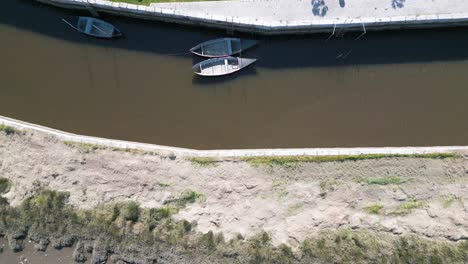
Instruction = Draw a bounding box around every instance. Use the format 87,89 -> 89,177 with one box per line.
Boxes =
1,127 -> 467,249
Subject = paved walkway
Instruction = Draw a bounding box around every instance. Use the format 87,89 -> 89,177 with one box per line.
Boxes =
153,0 -> 468,25
39,0 -> 468,34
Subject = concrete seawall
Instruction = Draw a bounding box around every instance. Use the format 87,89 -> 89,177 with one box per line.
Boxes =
2,115 -> 467,157
35,0 -> 468,35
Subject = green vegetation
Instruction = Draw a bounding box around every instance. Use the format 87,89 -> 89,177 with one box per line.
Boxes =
400,199 -> 424,210
64,141 -> 106,153
272,178 -> 288,188
110,147 -> 158,155
301,229 -> 468,264
157,182 -> 171,188
319,178 -> 338,194
188,157 -> 217,167
121,201 -> 140,222
287,203 -> 303,215
0,189 -> 199,255
277,190 -> 289,199
271,178 -> 290,199
64,141 -> 157,155
155,189 -> 203,215
365,176 -> 404,185
441,195 -> 463,208
108,0 -> 220,6
0,177 -> 11,194
392,199 -> 424,215
0,190 -> 466,263
243,153 -> 457,167
0,124 -> 18,135
177,190 -> 202,206
153,207 -> 173,219
364,204 -> 383,214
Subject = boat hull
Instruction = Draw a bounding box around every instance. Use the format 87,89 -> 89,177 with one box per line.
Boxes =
192,57 -> 257,77
190,38 -> 257,58
75,17 -> 122,39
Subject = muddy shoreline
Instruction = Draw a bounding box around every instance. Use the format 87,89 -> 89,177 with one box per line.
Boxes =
0,127 -> 467,263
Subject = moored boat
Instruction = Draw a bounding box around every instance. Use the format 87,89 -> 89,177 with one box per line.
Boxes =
62,17 -> 122,39
190,38 -> 257,58
192,57 -> 257,77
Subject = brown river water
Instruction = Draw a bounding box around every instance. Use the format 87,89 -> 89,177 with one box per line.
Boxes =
0,1 -> 468,263
1,0 -> 468,149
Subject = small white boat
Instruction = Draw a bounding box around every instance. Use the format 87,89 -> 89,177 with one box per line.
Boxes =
192,57 -> 257,77
63,17 -> 122,39
190,38 -> 257,58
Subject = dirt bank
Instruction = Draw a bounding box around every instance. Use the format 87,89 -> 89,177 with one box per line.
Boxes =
0,128 -> 467,248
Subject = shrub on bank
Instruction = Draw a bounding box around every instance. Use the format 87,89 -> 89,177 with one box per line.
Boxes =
0,189 -> 466,263
0,178 -> 11,194
0,124 -> 18,135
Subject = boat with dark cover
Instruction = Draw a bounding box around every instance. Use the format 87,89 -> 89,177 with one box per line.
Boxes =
190,38 -> 257,58
63,17 -> 122,39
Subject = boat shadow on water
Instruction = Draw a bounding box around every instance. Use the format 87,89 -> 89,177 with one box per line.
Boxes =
3,0 -> 468,69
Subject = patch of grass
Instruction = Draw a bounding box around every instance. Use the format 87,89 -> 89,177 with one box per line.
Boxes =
272,178 -> 288,188
0,189 -> 467,264
366,177 -> 404,185
64,141 -> 156,155
178,190 -> 202,205
64,141 -> 106,153
164,189 -> 203,208
135,205 -> 178,231
0,177 -> 11,194
271,178 -> 289,199
287,203 -> 304,215
111,147 -> 158,155
153,207 -> 173,219
319,178 -> 338,194
301,229 -> 468,264
364,204 -> 383,214
243,153 -> 457,167
108,0 -> 220,6
187,157 -> 217,167
392,199 -> 424,215
441,195 -> 463,208
0,188 -> 198,255
400,200 -> 423,210
0,124 -> 18,135
243,156 -> 302,168
121,201 -> 140,222
157,182 -> 170,188
277,190 -> 289,199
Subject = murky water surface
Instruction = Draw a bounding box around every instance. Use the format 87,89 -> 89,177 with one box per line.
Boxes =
0,238 -> 80,264
1,0 -> 468,149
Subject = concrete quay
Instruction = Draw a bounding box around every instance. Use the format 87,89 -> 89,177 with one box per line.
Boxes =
35,0 -> 468,35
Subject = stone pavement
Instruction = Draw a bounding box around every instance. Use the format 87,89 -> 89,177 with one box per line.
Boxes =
38,0 -> 468,34
153,0 -> 468,25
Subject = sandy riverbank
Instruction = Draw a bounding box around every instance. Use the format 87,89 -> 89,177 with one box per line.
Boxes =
1,126 -> 467,248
